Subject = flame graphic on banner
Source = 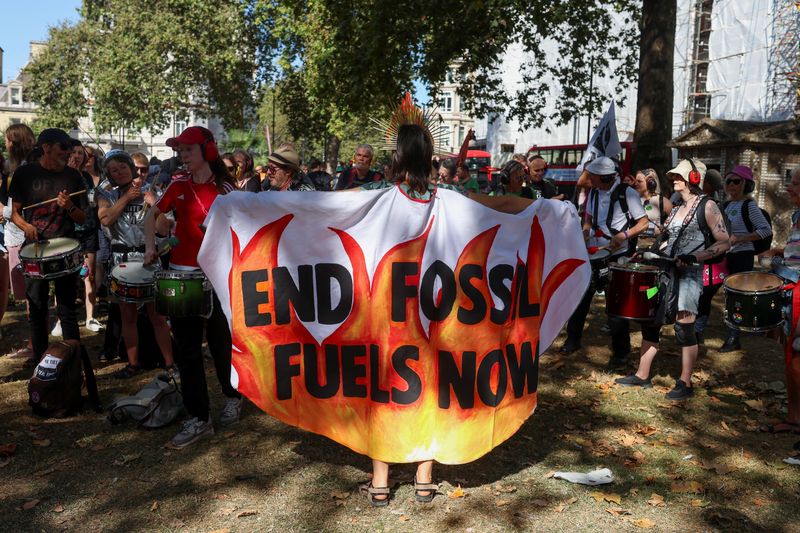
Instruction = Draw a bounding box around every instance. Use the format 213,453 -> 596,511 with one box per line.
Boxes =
227,213 -> 584,464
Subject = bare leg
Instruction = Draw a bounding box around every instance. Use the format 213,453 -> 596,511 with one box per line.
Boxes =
371,459 -> 390,501
119,303 -> 140,366
0,252 -> 9,330
145,302 -> 174,366
677,311 -> 697,385
83,252 -> 97,323
635,341 -> 659,380
415,460 -> 435,497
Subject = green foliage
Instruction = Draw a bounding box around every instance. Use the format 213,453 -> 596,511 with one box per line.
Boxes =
25,0 -> 259,133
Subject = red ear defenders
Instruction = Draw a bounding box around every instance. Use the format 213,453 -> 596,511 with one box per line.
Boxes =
198,127 -> 219,162
686,158 -> 702,187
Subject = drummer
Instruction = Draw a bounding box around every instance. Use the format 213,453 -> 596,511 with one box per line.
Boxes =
759,167 -> 800,439
558,156 -> 649,367
616,158 -> 730,400
8,128 -> 88,366
97,150 -> 175,378
143,126 -> 242,449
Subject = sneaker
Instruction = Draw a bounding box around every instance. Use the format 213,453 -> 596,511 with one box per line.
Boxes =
86,318 -> 105,332
50,320 -> 62,337
614,374 -> 652,388
171,417 -> 214,448
219,397 -> 243,426
666,379 -> 694,400
165,364 -> 180,379
600,323 -> 611,334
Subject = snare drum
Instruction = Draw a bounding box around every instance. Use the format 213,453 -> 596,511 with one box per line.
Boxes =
589,249 -> 611,288
723,271 -> 784,332
155,270 -> 212,317
110,262 -> 158,303
606,262 -> 663,321
19,238 -> 83,279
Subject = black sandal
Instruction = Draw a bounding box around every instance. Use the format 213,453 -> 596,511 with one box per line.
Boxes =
413,476 -> 438,503
359,482 -> 390,507
112,364 -> 142,379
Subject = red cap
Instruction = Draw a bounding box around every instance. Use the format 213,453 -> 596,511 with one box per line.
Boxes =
166,126 -> 214,148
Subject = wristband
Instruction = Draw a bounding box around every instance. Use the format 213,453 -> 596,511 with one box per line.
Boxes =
67,206 -> 76,214
623,230 -> 629,240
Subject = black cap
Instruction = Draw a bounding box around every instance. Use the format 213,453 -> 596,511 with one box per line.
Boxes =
36,128 -> 72,146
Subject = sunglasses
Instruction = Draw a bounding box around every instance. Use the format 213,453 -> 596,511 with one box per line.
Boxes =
58,142 -> 72,150
726,178 -> 742,185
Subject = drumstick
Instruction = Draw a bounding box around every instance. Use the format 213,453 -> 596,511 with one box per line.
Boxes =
641,251 -> 675,262
22,189 -> 87,211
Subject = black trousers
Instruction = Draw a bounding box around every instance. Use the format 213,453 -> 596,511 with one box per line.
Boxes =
26,273 -> 81,361
170,291 -> 239,421
565,281 -> 631,358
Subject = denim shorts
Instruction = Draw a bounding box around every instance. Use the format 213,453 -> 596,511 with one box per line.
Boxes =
677,266 -> 703,315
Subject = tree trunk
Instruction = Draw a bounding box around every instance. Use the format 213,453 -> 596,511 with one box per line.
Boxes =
632,0 -> 677,188
325,134 -> 341,175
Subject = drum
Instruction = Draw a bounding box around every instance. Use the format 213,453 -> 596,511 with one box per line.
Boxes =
110,262 -> 158,303
155,270 -> 212,317
589,249 -> 611,288
723,271 -> 784,332
606,262 -> 662,321
19,237 -> 83,279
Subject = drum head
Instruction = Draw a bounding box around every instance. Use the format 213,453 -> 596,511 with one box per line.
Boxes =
155,269 -> 206,280
112,262 -> 158,284
724,271 -> 783,292
589,249 -> 611,261
610,262 -> 661,273
20,237 -> 80,259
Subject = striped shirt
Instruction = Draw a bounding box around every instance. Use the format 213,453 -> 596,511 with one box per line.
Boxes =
724,199 -> 771,254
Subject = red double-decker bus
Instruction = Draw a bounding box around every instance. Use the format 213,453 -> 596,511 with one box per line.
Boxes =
526,142 -> 633,197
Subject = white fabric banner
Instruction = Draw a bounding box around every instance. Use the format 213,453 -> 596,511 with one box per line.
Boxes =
197,188 -> 590,463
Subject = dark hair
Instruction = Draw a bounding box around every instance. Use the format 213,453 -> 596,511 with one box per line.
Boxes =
234,149 -> 254,174
104,152 -> 137,183
392,124 -> 432,194
5,123 -> 36,171
84,146 -> 104,177
210,157 -> 237,193
440,158 -> 456,178
309,158 -> 323,170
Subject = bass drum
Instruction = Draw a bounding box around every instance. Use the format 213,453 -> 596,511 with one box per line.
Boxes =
606,262 -> 662,321
723,271 -> 784,332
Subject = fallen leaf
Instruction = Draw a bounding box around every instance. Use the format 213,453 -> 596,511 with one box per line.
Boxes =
330,490 -> 350,500
690,499 -> 709,507
90,444 -> 106,452
553,497 -> 578,513
494,484 -> 517,494
721,421 -> 731,432
544,471 -> 556,479
34,468 -> 56,477
646,493 -> 665,507
495,499 -> 510,507
236,510 -> 258,518
631,518 -> 656,529
753,498 -> 768,507
743,399 -> 767,412
113,453 -> 141,466
563,388 -> 577,398
150,501 -> 159,512
448,485 -> 465,499
399,515 -> 410,522
700,461 -> 736,475
605,507 -> 630,517
217,506 -> 237,517
671,481 -> 704,494
589,492 -> 622,504
19,498 -> 40,511
32,439 -> 51,447
207,529 -> 231,533
52,504 -> 64,513
635,425 -> 658,437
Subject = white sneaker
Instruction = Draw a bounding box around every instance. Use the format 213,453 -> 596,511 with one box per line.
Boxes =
86,318 -> 105,332
171,417 -> 214,448
50,320 -> 62,337
219,397 -> 243,426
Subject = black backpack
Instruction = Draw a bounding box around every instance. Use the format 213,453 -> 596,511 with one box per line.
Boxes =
590,183 -> 638,254
737,199 -> 773,255
28,340 -> 100,417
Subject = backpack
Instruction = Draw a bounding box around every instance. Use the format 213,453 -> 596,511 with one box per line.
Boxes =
108,373 -> 184,429
28,340 -> 100,418
590,183 -> 638,254
738,198 -> 773,254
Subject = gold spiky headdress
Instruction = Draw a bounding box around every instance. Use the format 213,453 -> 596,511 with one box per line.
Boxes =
370,92 -> 449,154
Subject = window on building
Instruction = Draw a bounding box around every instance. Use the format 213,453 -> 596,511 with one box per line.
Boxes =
457,125 -> 466,146
439,92 -> 453,113
10,118 -> 21,125
440,124 -> 451,147
501,144 -> 515,153
10,87 -> 21,106
175,120 -> 187,135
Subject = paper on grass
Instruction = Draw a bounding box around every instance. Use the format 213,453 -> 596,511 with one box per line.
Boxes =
553,468 -> 614,486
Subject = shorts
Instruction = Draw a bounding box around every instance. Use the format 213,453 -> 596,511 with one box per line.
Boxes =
97,229 -> 112,264
81,230 -> 100,253
677,266 -> 702,315
7,244 -> 26,300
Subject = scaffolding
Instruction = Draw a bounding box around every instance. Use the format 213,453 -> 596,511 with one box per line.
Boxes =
764,0 -> 800,118
682,0 -> 715,130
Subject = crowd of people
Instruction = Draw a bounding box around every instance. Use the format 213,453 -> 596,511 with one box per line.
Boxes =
1,119 -> 798,506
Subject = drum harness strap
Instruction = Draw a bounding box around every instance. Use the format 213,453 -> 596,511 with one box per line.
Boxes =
659,195 -> 705,259
590,184 -> 633,240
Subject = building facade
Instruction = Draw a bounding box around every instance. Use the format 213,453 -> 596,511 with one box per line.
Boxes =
435,66 -> 475,154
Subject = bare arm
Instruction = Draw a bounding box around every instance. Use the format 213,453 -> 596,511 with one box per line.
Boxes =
11,200 -> 37,241
143,205 -> 161,265
694,200 -> 730,263
467,192 -> 533,214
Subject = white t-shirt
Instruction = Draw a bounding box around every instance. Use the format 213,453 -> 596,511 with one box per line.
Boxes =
587,179 -> 646,255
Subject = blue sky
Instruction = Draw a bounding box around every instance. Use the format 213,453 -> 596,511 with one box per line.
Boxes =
1,1 -> 81,81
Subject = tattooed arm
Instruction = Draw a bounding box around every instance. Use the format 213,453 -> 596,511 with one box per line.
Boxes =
694,200 -> 730,263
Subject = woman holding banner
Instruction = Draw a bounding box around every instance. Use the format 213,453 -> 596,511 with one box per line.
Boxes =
143,126 -> 242,449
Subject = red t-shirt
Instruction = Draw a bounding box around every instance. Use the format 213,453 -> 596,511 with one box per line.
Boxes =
156,175 -> 232,269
